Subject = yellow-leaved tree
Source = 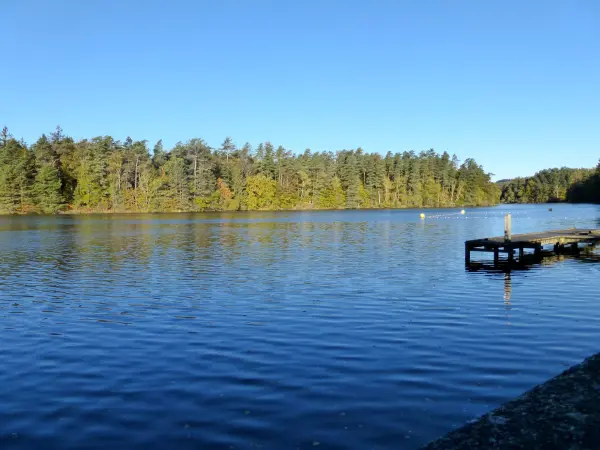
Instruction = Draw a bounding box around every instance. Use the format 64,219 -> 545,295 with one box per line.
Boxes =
246,174 -> 276,210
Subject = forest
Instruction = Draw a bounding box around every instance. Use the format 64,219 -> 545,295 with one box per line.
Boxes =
0,126 -> 499,214
499,165 -> 600,204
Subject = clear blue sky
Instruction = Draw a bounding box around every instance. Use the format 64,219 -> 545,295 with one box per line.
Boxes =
2,0 -> 599,179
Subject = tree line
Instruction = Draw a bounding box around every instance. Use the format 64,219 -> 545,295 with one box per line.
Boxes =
566,162 -> 600,204
0,126 -> 499,214
499,164 -> 600,204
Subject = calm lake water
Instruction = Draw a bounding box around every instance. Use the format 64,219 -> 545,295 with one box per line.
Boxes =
1,204 -> 599,449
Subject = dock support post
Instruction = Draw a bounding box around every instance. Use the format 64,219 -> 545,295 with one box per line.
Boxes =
494,248 -> 499,264
504,214 -> 512,242
534,244 -> 542,258
519,247 -> 524,261
507,248 -> 514,263
465,243 -> 471,264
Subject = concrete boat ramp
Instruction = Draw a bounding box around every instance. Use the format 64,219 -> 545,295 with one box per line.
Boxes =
421,353 -> 600,449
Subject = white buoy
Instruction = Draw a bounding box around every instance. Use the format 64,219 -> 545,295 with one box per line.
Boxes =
460,209 -> 466,215
419,213 -> 425,219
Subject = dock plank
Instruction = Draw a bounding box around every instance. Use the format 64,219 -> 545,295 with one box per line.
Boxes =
467,228 -> 600,247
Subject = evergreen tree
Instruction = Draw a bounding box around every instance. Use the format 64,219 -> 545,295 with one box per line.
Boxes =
152,140 -> 167,167
338,151 -> 360,208
261,142 -> 276,180
220,137 -> 236,162
31,135 -> 64,213
0,136 -> 35,213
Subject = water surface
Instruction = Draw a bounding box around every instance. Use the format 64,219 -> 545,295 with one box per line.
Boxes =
1,204 -> 599,449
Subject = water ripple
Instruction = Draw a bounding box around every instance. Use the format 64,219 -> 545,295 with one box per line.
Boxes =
0,204 -> 599,449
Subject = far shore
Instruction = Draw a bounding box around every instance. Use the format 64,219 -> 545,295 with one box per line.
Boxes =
1,203 -> 503,217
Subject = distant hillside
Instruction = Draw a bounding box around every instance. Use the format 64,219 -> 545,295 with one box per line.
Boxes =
499,165 -> 600,204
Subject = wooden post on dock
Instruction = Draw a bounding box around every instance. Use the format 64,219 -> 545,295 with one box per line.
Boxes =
504,214 -> 512,242
465,242 -> 471,264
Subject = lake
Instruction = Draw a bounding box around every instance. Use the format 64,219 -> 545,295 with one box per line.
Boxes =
1,204 -> 599,449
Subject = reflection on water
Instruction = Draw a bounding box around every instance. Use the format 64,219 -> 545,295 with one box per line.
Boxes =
0,205 -> 599,449
466,248 -> 600,274
504,273 -> 512,304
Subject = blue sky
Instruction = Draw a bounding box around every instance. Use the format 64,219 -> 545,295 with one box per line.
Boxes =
2,0 -> 599,179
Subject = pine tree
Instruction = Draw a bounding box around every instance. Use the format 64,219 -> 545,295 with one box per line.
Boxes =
31,135 -> 64,213
338,151 -> 360,208
0,137 -> 35,213
220,137 -> 236,162
262,142 -> 276,180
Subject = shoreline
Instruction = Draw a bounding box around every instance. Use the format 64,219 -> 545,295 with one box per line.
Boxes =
421,353 -> 600,449
0,204 -> 498,217
3,201 -> 597,217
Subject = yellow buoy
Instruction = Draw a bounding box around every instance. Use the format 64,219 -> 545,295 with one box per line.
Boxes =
460,209 -> 466,215
419,213 -> 425,219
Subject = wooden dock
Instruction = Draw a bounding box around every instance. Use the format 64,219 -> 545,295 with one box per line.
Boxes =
465,228 -> 600,264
